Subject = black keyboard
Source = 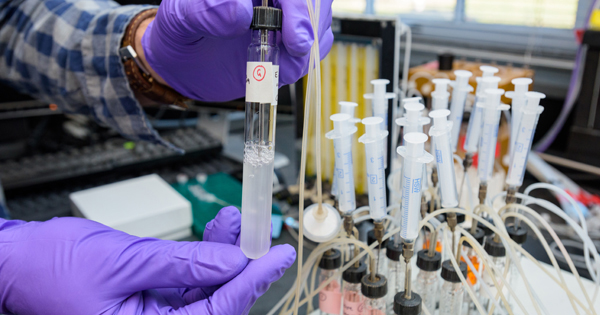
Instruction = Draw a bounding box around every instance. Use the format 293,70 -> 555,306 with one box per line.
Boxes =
0,127 -> 222,190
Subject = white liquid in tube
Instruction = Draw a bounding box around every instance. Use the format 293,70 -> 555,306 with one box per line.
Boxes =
397,132 -> 433,242
429,110 -> 459,208
506,92 -> 545,187
326,114 -> 357,214
359,117 -> 389,221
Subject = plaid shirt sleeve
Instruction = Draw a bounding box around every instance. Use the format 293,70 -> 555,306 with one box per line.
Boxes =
0,0 -> 180,151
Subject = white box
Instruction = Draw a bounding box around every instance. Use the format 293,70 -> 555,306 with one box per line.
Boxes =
70,174 -> 192,240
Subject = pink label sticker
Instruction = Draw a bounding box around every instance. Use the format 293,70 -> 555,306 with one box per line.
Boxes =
364,308 -> 386,315
343,297 -> 364,315
319,280 -> 342,314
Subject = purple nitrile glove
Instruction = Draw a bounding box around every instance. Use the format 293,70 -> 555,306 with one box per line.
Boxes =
0,206 -> 295,315
142,0 -> 333,102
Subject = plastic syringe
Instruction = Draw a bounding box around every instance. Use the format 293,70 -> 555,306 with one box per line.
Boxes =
463,76 -> 502,155
359,117 -> 389,221
506,92 -> 545,188
326,113 -> 358,214
396,100 -> 431,191
448,70 -> 473,152
429,109 -> 458,208
431,79 -> 451,111
364,79 -> 395,167
505,78 -> 533,164
397,132 -> 434,242
477,88 -> 510,184
332,102 -> 360,197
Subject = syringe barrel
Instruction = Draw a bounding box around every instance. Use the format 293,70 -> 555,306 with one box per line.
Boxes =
506,110 -> 542,187
431,131 -> 459,208
241,28 -> 279,259
509,97 -> 527,161
464,101 -> 483,153
365,140 -> 387,220
398,133 -> 432,242
477,108 -> 502,183
449,88 -> 469,152
333,135 -> 356,213
432,91 -> 450,111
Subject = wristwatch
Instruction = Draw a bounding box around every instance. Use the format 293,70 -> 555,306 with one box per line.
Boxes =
120,8 -> 188,109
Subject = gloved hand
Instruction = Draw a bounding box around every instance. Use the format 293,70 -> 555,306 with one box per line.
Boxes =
142,0 -> 333,102
0,206 -> 295,315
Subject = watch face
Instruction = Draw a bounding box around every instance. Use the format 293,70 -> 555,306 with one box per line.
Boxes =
119,46 -> 137,60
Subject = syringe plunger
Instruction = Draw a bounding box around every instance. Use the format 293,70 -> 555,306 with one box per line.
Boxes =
326,114 -> 357,214
449,70 -> 473,152
431,79 -> 451,111
477,88 -> 509,184
429,109 -> 459,208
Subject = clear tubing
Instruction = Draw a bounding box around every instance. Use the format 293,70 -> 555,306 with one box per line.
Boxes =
429,109 -> 459,208
343,281 -> 364,314
364,297 -> 386,315
432,78 -> 451,110
241,29 -> 279,259
477,88 -> 508,184
505,78 -> 533,162
440,281 -> 464,315
481,256 -> 507,314
359,117 -> 389,221
414,270 -> 439,312
386,258 -> 405,311
326,114 -> 357,214
319,268 -> 342,314
449,70 -> 473,152
396,132 -> 433,242
464,76 -> 501,154
506,92 -> 545,187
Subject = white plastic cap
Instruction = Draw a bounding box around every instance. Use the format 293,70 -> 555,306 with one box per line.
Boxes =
330,113 -> 351,135
339,101 -> 358,117
432,79 -> 451,93
403,132 -> 428,158
512,78 -> 533,94
480,66 -> 499,77
525,91 -> 546,109
484,88 -> 505,108
454,70 -> 473,88
363,117 -> 384,139
404,102 -> 425,122
429,109 -> 451,129
371,79 -> 390,98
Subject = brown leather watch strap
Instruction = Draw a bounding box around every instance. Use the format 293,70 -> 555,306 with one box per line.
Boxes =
122,8 -> 188,108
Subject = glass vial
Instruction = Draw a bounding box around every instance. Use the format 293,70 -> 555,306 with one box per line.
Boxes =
342,261 -> 367,315
414,250 -> 442,313
482,237 -> 506,315
361,274 -> 388,315
368,230 -> 388,277
319,249 -> 343,315
439,260 -> 467,315
506,225 -> 527,310
385,241 -> 404,314
240,8 -> 282,259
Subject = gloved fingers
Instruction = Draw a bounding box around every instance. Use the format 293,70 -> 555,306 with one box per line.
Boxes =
278,25 -> 334,87
203,206 -> 241,245
181,285 -> 219,304
117,241 -> 248,292
273,0 -> 313,57
172,244 -> 296,315
179,0 -> 253,39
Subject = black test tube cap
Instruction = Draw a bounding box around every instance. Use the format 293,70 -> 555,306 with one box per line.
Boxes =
343,261 -> 367,284
507,225 -> 528,245
416,249 -> 442,272
386,240 -> 403,261
361,274 -> 388,299
441,260 -> 468,283
394,292 -> 422,315
463,227 -> 485,248
319,249 -> 342,270
367,229 -> 388,247
484,236 -> 506,257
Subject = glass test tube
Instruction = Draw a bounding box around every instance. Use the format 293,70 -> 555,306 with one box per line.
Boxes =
342,262 -> 367,315
368,230 -> 388,276
385,242 -> 405,314
439,260 -> 468,315
240,26 -> 280,259
319,249 -> 343,315
415,250 -> 442,313
481,239 -> 506,315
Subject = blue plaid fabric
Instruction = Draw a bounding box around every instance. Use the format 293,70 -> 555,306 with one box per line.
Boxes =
0,0 -> 179,150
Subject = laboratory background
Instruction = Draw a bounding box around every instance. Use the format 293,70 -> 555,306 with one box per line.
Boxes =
0,0 -> 600,314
